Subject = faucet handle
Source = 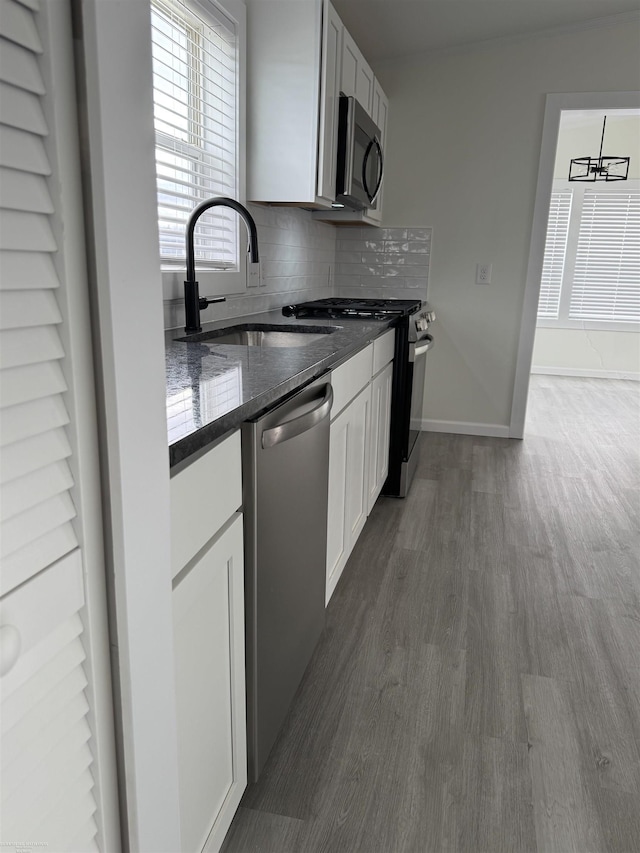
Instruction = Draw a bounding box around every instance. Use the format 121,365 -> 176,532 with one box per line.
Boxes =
199,296 -> 227,309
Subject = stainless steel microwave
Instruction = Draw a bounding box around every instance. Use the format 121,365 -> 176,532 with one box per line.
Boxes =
335,94 -> 384,211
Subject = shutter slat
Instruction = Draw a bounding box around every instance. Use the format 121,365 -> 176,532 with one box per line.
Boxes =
13,0 -> 40,11
0,165 -> 53,212
0,394 -> 69,447
2,724 -> 92,824
1,490 -> 76,558
1,458 -> 74,522
1,636 -> 86,733
0,521 -> 77,596
68,820 -> 100,853
0,250 -> 59,289
0,426 -> 72,484
36,769 -> 97,850
0,289 -> 63,330
3,689 -> 89,797
2,666 -> 88,767
0,325 -> 64,368
0,208 -> 56,250
0,36 -> 45,93
39,784 -> 98,852
0,606 -> 83,700
0,360 -> 67,408
0,80 -> 47,134
0,0 -> 43,52
0,125 -> 50,173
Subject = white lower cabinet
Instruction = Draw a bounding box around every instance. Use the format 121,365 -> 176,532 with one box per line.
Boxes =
326,384 -> 372,603
169,430 -> 246,853
326,330 -> 395,604
172,514 -> 246,853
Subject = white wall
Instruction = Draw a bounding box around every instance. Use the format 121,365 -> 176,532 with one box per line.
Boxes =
375,21 -> 640,431
532,328 -> 640,378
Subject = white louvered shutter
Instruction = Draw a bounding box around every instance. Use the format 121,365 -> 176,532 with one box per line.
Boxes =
150,0 -> 239,268
537,189 -> 572,319
569,188 -> 640,322
0,0 -> 105,848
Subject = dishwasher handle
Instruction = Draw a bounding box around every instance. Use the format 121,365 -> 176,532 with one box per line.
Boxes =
262,384 -> 333,449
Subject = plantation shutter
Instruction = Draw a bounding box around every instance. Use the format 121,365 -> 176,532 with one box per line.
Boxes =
0,0 -> 102,848
151,0 -> 239,268
537,189 -> 572,319
0,0 -> 78,596
569,188 -> 640,322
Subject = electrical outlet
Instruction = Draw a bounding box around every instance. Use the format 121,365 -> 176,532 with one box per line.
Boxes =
476,263 -> 492,284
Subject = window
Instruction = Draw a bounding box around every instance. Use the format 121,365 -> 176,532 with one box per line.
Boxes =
538,190 -> 572,319
150,0 -> 246,296
537,181 -> 640,329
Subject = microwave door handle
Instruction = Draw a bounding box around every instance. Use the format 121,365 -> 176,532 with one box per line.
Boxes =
362,136 -> 384,205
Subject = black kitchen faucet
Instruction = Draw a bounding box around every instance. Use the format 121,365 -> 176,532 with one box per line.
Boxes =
184,197 -> 260,333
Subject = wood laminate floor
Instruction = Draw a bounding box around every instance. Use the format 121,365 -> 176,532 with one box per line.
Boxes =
222,376 -> 640,853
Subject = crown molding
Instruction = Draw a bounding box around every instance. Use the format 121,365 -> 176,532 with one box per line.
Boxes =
376,10 -> 640,66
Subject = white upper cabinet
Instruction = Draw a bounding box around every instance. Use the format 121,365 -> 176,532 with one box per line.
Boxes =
246,0 -> 386,217
340,27 -> 374,115
246,0 -> 338,207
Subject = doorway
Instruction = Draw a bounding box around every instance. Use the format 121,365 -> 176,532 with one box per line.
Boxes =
509,91 -> 640,438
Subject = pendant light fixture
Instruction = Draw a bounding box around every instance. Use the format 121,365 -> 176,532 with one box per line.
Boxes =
569,116 -> 630,182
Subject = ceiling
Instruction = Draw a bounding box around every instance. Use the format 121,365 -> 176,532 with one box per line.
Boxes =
330,0 -> 640,61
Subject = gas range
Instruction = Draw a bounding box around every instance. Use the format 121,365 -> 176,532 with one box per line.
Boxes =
283,296 -> 435,499
282,297 -> 422,321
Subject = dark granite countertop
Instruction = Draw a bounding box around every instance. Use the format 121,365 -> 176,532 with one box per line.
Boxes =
165,309 -> 395,467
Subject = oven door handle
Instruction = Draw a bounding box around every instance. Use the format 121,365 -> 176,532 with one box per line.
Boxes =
409,334 -> 434,362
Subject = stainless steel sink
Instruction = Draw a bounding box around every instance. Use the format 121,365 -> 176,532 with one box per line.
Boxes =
177,324 -> 338,348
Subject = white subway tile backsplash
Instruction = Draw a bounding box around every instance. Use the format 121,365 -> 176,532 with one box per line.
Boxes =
164,212 -> 431,330
334,225 -> 432,301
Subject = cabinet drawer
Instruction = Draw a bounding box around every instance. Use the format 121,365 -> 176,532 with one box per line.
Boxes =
170,431 -> 241,575
330,343 -> 373,420
372,329 -> 395,375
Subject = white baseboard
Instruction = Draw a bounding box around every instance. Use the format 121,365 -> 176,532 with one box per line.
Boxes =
531,366 -> 640,381
421,419 -> 511,438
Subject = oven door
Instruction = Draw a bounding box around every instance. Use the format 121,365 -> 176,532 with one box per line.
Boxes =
407,333 -> 434,458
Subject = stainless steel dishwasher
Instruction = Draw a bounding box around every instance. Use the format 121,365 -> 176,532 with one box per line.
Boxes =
242,377 -> 333,782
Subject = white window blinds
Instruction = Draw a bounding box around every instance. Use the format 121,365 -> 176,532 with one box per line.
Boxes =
151,0 -> 238,268
538,189 -> 572,319
569,189 -> 640,322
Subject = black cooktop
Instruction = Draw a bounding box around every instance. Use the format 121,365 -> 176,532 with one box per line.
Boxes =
283,297 -> 422,320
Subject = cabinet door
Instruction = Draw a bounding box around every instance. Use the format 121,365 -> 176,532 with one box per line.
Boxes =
367,362 -> 393,513
317,0 -> 342,202
341,28 -> 374,114
326,385 -> 371,603
346,383 -> 371,546
368,79 -> 389,223
172,514 -> 246,853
